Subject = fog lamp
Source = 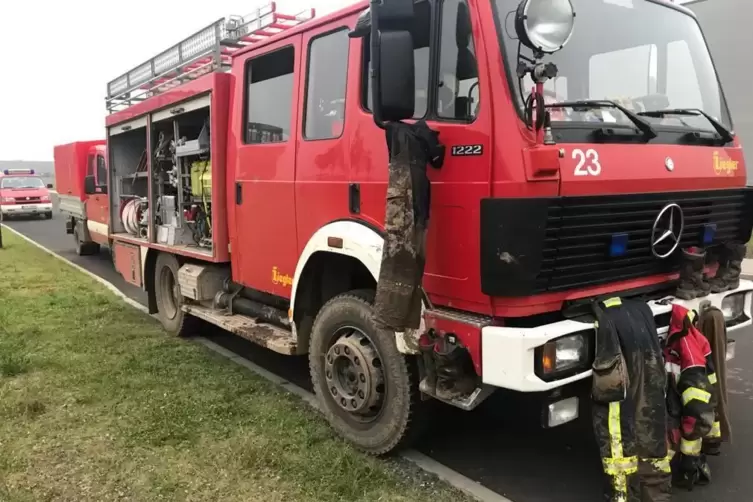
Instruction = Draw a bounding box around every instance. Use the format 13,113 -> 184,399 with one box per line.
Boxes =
546,397 -> 579,427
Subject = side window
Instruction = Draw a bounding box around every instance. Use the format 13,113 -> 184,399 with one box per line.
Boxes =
245,47 -> 295,143
363,1 -> 431,118
96,156 -> 107,185
86,155 -> 95,176
304,29 -> 349,140
437,0 -> 479,120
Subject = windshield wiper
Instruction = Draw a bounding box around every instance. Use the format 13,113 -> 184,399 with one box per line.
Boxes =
545,100 -> 657,140
637,108 -> 734,144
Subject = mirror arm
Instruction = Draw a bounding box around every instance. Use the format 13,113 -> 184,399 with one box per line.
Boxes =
370,0 -> 386,129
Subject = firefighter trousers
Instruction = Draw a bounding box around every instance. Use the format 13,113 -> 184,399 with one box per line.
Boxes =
593,400 -> 672,502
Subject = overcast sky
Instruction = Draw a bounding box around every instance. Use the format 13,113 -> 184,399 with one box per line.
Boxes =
0,0 -> 355,161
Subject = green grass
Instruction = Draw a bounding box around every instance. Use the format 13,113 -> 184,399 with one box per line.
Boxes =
0,231 -> 472,502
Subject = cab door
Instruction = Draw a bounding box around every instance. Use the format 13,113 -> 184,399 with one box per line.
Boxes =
232,36 -> 303,297
85,151 -> 110,243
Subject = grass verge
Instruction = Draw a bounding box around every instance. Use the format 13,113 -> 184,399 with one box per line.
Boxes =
0,231 -> 472,502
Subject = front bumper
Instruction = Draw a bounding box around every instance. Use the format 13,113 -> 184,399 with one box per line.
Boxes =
481,280 -> 753,393
1,203 -> 52,215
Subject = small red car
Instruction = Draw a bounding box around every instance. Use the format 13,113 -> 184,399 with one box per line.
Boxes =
0,169 -> 54,219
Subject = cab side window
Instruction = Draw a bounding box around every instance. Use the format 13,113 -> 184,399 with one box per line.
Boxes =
362,1 -> 431,118
87,155 -> 96,177
437,0 -> 479,121
304,29 -> 350,140
245,47 -> 295,143
96,155 -> 107,185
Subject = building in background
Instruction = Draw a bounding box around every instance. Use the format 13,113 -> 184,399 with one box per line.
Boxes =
676,0 -> 753,183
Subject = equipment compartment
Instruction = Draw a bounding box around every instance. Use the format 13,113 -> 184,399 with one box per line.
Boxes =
149,97 -> 214,254
109,117 -> 148,237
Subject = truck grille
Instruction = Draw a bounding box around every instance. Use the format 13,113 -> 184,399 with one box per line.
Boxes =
12,196 -> 41,204
539,189 -> 753,292
480,188 -> 753,298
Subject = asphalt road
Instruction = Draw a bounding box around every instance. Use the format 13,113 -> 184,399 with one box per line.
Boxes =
5,202 -> 753,502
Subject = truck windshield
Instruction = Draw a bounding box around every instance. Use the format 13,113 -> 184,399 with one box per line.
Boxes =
495,0 -> 731,133
1,177 -> 45,189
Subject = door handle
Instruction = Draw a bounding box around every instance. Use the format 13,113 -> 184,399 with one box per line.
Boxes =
235,182 -> 243,205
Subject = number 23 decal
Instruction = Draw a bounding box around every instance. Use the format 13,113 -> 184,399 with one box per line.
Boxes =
572,148 -> 602,176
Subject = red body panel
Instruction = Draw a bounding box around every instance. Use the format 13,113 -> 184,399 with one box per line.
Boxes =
53,141 -> 105,201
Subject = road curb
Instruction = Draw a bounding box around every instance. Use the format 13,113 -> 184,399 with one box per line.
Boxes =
1,223 -> 512,502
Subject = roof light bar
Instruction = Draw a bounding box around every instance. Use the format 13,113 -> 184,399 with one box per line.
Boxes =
3,169 -> 35,175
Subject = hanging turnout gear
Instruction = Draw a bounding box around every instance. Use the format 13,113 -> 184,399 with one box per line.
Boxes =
591,297 -> 671,502
373,120 -> 444,332
675,247 -> 710,300
698,305 -> 731,454
708,241 -> 747,293
664,304 -> 717,490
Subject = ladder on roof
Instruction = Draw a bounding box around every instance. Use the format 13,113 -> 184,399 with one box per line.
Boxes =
106,2 -> 315,113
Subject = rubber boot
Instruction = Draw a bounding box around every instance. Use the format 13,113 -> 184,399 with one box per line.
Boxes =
676,248 -> 709,300
418,332 -> 437,395
709,242 -> 746,293
433,337 -> 477,401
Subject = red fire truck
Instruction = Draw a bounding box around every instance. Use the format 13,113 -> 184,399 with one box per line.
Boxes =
66,0 -> 753,454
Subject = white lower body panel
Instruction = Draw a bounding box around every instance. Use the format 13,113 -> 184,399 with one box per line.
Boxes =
481,281 -> 753,393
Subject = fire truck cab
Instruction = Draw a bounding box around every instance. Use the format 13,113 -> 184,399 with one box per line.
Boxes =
96,0 -> 752,454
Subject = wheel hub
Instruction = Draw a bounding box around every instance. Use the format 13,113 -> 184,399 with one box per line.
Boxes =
325,329 -> 384,414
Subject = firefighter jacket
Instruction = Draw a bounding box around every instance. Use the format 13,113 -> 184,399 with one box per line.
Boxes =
698,306 -> 730,449
591,298 -> 671,502
664,304 -> 717,459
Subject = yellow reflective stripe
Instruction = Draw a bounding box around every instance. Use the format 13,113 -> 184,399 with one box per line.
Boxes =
682,387 -> 711,406
687,310 -> 697,322
605,401 -> 633,499
604,297 -> 622,308
648,454 -> 673,474
708,421 -> 721,439
608,402 -> 623,457
681,438 -> 702,455
603,456 -> 638,475
708,373 -> 718,385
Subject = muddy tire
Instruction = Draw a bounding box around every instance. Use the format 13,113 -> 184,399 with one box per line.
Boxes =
309,290 -> 425,455
73,223 -> 99,256
154,252 -> 200,336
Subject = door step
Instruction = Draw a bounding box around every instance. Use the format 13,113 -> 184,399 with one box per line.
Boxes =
182,304 -> 297,355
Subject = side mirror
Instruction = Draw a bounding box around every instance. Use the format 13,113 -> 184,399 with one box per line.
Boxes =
46,184 -> 53,189
351,0 -> 416,126
84,175 -> 96,195
377,31 -> 415,121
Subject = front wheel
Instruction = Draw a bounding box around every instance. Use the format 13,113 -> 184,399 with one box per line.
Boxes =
154,252 -> 200,336
309,290 -> 425,455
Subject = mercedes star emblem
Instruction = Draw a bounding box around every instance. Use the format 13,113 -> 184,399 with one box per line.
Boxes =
651,203 -> 684,259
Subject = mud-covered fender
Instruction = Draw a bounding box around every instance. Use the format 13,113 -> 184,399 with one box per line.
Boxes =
291,220 -> 423,354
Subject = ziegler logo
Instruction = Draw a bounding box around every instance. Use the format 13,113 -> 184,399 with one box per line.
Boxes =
272,267 -> 293,288
713,151 -> 738,176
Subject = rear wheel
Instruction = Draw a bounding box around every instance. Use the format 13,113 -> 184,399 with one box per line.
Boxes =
154,252 -> 200,336
45,212 -> 52,220
73,223 -> 99,256
309,290 -> 425,455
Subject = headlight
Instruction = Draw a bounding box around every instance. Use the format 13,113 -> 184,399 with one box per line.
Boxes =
1,197 -> 14,203
721,293 -> 747,322
41,195 -> 51,202
515,0 -> 576,54
537,332 -> 589,379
